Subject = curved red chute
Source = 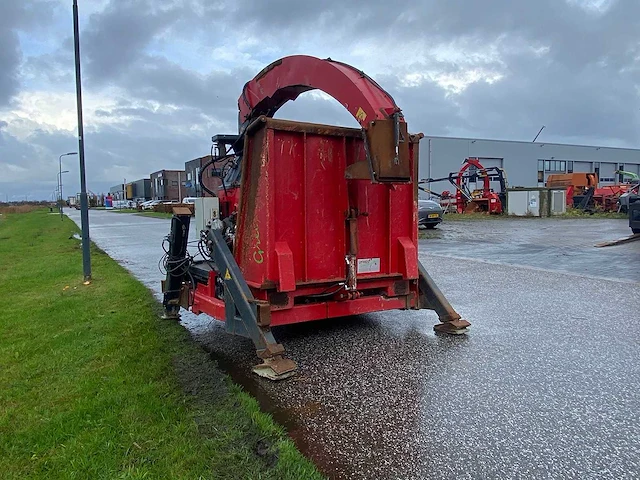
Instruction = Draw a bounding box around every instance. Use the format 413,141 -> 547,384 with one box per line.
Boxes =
455,158 -> 494,213
238,55 -> 402,129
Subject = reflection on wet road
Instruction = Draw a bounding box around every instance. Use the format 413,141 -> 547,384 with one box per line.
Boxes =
420,217 -> 639,283
68,210 -> 640,479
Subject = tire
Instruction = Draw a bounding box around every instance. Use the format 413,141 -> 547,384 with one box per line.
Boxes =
426,224 -> 437,229
633,228 -> 640,234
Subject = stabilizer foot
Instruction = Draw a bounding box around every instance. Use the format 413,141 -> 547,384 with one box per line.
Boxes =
252,356 -> 298,381
434,319 -> 471,335
161,310 -> 181,320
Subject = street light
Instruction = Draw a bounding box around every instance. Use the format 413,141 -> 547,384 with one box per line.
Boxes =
57,171 -> 70,192
59,152 -> 77,219
57,170 -> 70,215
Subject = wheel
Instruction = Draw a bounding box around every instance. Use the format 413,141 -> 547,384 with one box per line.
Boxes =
633,228 -> 640,234
426,224 -> 437,229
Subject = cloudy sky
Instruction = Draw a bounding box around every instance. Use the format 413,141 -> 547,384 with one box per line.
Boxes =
1,0 -> 639,201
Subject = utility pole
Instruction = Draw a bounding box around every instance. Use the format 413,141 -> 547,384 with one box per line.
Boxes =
73,0 -> 91,282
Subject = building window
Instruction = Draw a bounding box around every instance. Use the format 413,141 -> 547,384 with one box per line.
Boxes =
567,161 -> 573,173
187,172 -> 192,181
542,159 -> 566,173
171,181 -> 178,186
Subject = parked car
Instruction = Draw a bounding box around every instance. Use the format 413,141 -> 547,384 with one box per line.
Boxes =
618,181 -> 640,213
142,200 -> 162,210
418,199 -> 443,229
112,200 -> 135,209
181,197 -> 197,205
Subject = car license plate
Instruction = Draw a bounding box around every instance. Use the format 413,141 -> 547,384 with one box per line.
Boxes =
428,213 -> 439,218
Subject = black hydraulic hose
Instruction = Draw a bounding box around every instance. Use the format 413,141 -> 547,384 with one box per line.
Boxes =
199,152 -> 234,198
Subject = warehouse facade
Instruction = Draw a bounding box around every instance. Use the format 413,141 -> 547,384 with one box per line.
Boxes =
150,169 -> 186,201
184,155 -> 228,198
420,136 -> 640,196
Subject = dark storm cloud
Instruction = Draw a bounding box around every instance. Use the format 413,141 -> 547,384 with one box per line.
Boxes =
0,1 -> 56,105
83,0 -> 177,80
6,0 -> 640,200
454,52 -> 640,145
82,0 -> 227,82
0,29 -> 21,106
236,0 -> 640,144
117,56 -> 253,115
0,109 -> 213,201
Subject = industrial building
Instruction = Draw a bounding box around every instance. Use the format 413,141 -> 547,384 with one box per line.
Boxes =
127,178 -> 152,202
108,179 -> 151,202
150,169 -> 186,201
184,155 -> 227,198
420,135 -> 640,196
108,184 -> 126,201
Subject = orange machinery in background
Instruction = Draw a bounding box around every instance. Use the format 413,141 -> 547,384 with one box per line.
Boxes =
546,173 -> 598,205
546,172 -> 633,211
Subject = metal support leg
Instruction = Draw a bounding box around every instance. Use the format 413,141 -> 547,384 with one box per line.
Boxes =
418,261 -> 470,334
206,227 -> 297,380
162,213 -> 191,319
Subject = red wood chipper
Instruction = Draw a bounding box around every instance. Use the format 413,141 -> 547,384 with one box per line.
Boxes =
162,55 -> 470,380
419,157 -> 507,214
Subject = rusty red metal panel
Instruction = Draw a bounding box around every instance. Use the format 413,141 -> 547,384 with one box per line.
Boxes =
274,242 -> 295,292
302,133 -> 348,282
268,295 -> 412,327
230,117 -> 419,323
237,118 -> 419,285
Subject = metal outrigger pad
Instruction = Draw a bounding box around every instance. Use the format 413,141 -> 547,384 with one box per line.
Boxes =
418,261 -> 471,335
252,356 -> 298,381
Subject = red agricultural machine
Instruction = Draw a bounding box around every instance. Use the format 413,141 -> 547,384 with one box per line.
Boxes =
420,158 -> 507,214
161,55 -> 469,380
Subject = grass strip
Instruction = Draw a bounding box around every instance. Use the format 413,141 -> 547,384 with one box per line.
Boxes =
0,210 -> 322,480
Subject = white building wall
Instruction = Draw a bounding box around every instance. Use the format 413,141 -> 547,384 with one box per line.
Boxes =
419,136 -> 640,197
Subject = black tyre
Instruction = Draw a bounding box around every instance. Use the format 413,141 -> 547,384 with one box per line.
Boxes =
426,224 -> 437,229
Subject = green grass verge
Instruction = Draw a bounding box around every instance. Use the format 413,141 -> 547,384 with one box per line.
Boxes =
0,210 -> 322,480
557,207 -> 627,219
136,211 -> 174,219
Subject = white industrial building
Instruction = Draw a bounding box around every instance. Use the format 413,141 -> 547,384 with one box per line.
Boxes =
419,136 -> 640,196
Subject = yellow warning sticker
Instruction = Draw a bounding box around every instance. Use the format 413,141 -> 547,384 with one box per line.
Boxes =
224,269 -> 231,280
355,107 -> 367,122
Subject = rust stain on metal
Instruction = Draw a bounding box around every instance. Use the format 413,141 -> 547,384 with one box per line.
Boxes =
365,118 -> 411,182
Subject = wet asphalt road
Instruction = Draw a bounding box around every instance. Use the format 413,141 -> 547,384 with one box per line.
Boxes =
68,210 -> 640,479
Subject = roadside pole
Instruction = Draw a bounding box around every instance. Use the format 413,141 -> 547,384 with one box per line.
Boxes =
73,0 -> 91,282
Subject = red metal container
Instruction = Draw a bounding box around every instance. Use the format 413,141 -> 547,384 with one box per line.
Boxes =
192,117 -> 421,326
